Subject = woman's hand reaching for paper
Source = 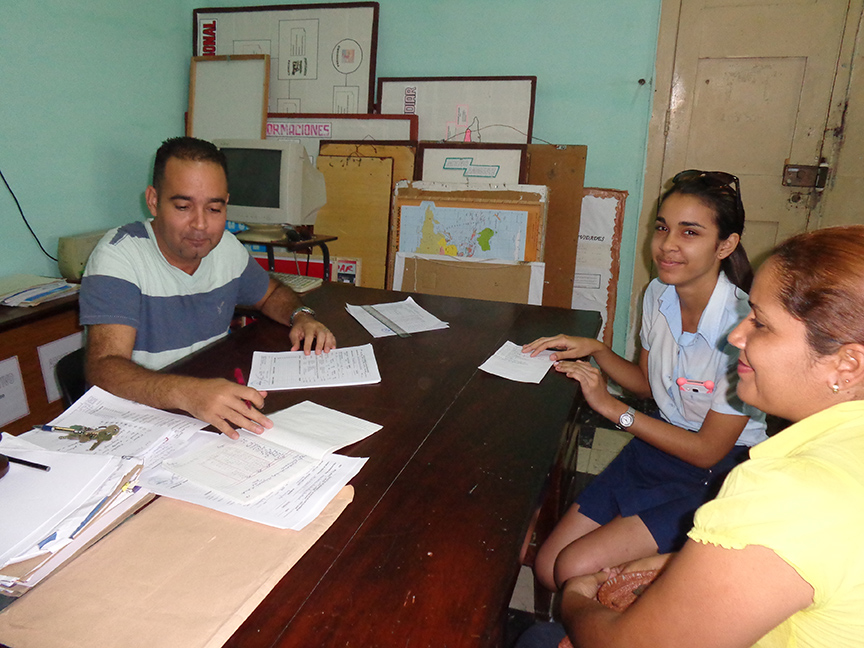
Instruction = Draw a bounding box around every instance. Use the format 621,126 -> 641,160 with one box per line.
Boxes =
522,334 -> 604,362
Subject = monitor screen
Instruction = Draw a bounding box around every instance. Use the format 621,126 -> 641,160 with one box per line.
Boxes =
213,138 -> 327,242
221,148 -> 282,209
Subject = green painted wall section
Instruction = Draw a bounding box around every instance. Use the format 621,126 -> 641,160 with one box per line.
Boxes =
0,0 -> 661,353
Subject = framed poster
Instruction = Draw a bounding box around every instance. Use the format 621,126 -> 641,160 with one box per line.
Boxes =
267,113 -> 417,160
194,3 -> 379,114
187,55 -> 269,140
416,142 -> 527,185
572,188 -> 627,346
389,181 -> 548,288
377,76 -> 536,143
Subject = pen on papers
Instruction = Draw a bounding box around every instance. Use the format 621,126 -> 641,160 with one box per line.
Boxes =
234,367 -> 253,409
37,424 -> 79,432
1,453 -> 51,472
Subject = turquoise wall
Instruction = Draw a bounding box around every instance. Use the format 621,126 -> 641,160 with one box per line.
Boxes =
0,1 -> 190,275
1,0 -> 660,353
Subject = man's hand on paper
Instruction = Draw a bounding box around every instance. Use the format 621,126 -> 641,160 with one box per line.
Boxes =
179,378 -> 274,440
289,312 -> 337,356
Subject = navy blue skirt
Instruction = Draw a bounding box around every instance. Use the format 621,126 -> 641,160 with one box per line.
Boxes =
576,437 -> 750,553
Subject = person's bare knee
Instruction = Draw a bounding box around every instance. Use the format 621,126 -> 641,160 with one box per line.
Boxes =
552,515 -> 659,589
533,505 -> 600,592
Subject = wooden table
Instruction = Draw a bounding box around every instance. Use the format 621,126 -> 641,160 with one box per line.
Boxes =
173,282 -> 601,647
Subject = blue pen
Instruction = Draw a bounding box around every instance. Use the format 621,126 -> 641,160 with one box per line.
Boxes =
38,424 -> 79,432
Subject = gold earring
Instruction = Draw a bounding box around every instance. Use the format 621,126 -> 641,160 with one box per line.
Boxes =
832,384 -> 840,394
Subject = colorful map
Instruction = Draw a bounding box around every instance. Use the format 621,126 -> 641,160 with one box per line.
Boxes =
399,201 -> 529,260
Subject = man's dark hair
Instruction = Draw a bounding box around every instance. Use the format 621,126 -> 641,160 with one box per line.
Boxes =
152,136 -> 228,191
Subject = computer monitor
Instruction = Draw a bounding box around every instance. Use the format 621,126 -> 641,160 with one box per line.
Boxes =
213,138 -> 327,243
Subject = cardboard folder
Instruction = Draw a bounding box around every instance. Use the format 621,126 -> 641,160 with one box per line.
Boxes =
0,487 -> 353,648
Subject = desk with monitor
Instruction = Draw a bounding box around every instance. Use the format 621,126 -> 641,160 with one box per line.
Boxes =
1,282 -> 600,647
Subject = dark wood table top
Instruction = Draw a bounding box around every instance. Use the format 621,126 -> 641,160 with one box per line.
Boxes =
174,282 -> 601,648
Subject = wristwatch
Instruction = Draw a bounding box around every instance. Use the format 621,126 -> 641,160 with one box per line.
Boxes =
290,306 -> 316,326
617,406 -> 636,430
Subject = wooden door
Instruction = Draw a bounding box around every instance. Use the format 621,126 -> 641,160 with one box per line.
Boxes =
663,0 -> 856,265
628,0 -> 863,357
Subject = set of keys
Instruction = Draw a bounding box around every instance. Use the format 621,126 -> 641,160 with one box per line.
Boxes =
55,425 -> 121,451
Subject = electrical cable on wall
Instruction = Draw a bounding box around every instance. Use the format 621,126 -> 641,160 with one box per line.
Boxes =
1,165 -> 57,262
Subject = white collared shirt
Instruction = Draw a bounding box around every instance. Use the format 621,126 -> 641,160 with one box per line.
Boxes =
640,272 -> 767,446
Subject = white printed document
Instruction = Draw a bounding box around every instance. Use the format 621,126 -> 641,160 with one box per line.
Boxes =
21,386 -> 207,464
346,297 -> 449,337
161,401 -> 381,504
479,340 -> 555,384
247,344 -> 381,391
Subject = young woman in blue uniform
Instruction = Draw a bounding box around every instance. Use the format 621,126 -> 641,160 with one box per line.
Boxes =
524,170 -> 767,592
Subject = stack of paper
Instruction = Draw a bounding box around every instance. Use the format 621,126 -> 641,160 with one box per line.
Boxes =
144,401 -> 379,530
25,387 -> 378,533
346,297 -> 449,338
23,386 -> 209,463
0,434 -> 147,597
0,274 -> 79,307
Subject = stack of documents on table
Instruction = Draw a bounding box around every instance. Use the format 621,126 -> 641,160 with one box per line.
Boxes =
0,434 -> 146,597
0,274 -> 79,307
346,297 -> 449,337
143,401 -> 379,530
247,343 -> 382,391
22,386 -> 209,464
1,387 -> 208,596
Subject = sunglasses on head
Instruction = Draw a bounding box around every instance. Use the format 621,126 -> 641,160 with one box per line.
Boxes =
672,169 -> 744,215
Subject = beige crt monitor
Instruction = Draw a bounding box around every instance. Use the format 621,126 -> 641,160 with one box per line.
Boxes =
213,139 -> 327,243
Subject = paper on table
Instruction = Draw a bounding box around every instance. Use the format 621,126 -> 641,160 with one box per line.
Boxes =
262,400 -> 383,458
346,296 -> 449,337
247,344 -> 381,391
0,487 -> 155,596
161,402 -> 381,504
479,340 -> 555,383
162,431 -> 319,504
0,275 -> 60,301
22,386 -> 208,463
142,447 -> 366,530
0,436 -> 122,569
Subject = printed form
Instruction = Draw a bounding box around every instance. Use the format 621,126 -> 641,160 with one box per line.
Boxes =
247,344 -> 381,391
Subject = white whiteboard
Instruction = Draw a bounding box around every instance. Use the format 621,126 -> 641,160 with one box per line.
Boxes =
188,55 -> 268,141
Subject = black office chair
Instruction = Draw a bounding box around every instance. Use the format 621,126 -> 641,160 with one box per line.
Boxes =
55,347 -> 87,407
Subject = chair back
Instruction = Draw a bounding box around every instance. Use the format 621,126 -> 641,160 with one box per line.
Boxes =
55,347 -> 86,407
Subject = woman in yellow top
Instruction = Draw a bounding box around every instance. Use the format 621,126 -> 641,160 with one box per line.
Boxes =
560,225 -> 864,647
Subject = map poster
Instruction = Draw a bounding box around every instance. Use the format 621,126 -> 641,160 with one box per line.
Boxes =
399,202 -> 530,261
390,182 -> 547,289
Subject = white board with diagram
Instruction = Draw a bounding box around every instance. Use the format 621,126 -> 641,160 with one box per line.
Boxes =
193,3 -> 379,114
377,76 -> 536,144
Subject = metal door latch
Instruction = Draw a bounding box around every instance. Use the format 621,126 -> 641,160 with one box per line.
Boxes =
782,163 -> 828,189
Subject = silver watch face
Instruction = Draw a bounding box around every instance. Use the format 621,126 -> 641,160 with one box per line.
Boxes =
619,408 -> 635,428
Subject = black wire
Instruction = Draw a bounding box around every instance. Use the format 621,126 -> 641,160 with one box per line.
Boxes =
0,165 -> 57,262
